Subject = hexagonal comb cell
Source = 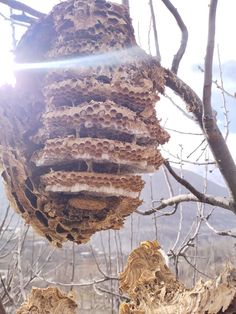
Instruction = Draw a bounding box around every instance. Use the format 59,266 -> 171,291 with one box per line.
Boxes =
0,0 -> 169,246
32,100 -> 158,145
32,137 -> 163,173
41,171 -> 144,198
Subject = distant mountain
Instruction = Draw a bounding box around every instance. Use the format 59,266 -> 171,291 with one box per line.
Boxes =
91,167 -> 236,253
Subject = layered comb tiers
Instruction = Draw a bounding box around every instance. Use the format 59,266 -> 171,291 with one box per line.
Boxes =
0,0 -> 169,246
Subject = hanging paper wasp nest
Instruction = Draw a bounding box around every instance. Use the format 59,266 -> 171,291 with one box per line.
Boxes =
119,241 -> 236,314
17,287 -> 77,314
0,0 -> 169,247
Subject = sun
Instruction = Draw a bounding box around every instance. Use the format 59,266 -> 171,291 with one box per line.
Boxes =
0,51 -> 15,87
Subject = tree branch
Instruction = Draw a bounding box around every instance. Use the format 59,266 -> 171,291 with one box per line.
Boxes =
137,193 -> 231,216
202,0 -> 236,205
0,0 -> 45,19
160,68 -> 236,207
203,218 -> 236,238
137,159 -> 235,213
149,0 -> 161,62
161,0 -> 188,73
11,13 -> 37,24
164,69 -> 203,125
203,0 -> 217,120
163,160 -> 233,210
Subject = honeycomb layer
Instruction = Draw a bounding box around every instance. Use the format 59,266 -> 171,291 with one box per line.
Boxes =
41,171 -> 144,198
49,0 -> 135,58
44,76 -> 158,116
32,137 -> 163,172
32,100 -> 157,145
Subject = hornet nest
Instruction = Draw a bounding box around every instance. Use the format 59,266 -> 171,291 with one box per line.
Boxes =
0,0 -> 169,247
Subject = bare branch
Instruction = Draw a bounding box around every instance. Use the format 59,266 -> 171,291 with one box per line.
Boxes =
164,160 -> 233,210
33,274 -> 117,287
0,11 -> 28,27
186,139 -> 206,159
164,69 -> 203,125
0,275 -> 14,307
0,0 -> 45,19
136,193 -> 231,215
164,93 -> 195,121
17,226 -> 26,301
0,206 -> 10,233
181,254 -> 213,279
165,127 -> 202,136
199,65 -> 236,99
70,243 -> 75,291
202,0 -> 236,205
161,0 -> 188,73
162,148 -> 216,166
204,218 -> 236,238
11,13 -> 37,24
203,0 -> 217,120
149,0 -> 161,62
217,45 -> 230,141
95,286 -> 130,302
213,79 -> 236,99
162,166 -> 174,197
159,67 -> 236,209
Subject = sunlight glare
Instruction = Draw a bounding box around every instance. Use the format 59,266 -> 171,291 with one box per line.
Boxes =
14,47 -> 142,72
0,52 -> 15,87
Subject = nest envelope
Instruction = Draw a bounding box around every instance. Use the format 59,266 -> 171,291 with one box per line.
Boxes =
0,0 -> 169,247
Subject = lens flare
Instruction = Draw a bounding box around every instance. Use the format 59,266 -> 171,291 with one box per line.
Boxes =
14,47 -> 146,72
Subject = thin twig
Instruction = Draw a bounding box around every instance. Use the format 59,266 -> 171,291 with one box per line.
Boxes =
217,45 -> 230,141
95,286 -> 130,302
161,0 -> 188,73
0,206 -> 10,234
0,275 -> 14,307
181,254 -> 213,279
162,166 -> 174,197
163,148 -> 216,165
198,65 -> 236,99
17,225 -> 26,301
204,218 -> 236,238
10,13 -> 37,24
187,139 -> 206,159
33,274 -> 117,287
155,203 -> 178,218
165,127 -> 203,136
164,93 -> 195,121
70,243 -> 75,291
90,245 -> 107,278
149,0 -> 161,62
164,160 -> 231,208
